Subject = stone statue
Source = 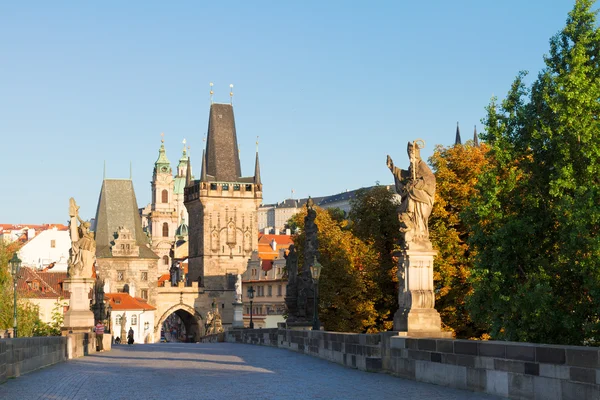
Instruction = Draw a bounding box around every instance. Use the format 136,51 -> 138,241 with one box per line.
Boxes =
92,277 -> 106,323
170,260 -> 181,286
303,198 -> 319,278
235,274 -> 242,303
387,140 -> 436,249
120,313 -> 127,341
67,198 -> 96,278
285,245 -> 298,285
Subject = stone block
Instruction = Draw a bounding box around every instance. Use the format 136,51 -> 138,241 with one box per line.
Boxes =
474,356 -> 495,370
494,359 -> 525,374
430,352 -> 442,363
506,344 -> 536,362
561,380 -> 600,400
415,359 -> 467,389
389,337 -> 407,349
365,357 -> 382,372
539,363 -> 570,380
443,353 -> 476,368
454,340 -> 478,356
405,338 -> 419,350
394,358 -> 416,379
533,376 -> 561,400
467,368 -> 487,392
486,370 -> 509,398
436,339 -> 454,354
565,348 -> 598,368
508,373 -> 534,399
479,342 -> 506,358
407,350 -> 430,361
524,362 -> 539,376
569,367 -> 596,384
417,339 -> 437,352
535,346 -> 565,365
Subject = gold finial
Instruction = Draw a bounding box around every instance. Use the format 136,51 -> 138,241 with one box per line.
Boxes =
229,84 -> 234,105
209,82 -> 214,104
256,136 -> 259,152
160,132 -> 164,144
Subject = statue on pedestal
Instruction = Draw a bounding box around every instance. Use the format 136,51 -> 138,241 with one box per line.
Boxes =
67,198 -> 96,278
234,274 -> 242,303
386,140 -> 436,249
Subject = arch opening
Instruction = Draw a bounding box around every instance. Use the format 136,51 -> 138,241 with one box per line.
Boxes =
156,306 -> 203,343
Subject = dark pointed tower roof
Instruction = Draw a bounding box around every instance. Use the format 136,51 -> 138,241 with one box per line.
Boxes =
254,152 -> 261,185
205,103 -> 242,182
94,179 -> 158,259
200,149 -> 207,182
473,125 -> 479,147
455,122 -> 462,145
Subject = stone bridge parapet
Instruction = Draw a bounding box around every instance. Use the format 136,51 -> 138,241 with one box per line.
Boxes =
225,328 -> 600,399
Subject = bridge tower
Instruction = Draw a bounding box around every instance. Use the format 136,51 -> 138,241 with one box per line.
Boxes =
184,103 -> 262,290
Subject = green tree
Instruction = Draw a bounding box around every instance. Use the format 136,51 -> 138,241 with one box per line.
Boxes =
0,241 -> 43,337
429,141 -> 489,338
348,186 -> 400,331
466,0 -> 600,345
290,206 -> 379,332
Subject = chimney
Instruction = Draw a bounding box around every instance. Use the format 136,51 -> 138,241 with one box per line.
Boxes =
285,228 -> 291,235
275,228 -> 280,235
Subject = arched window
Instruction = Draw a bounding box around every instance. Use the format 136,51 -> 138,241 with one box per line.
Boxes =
161,189 -> 168,203
163,255 -> 169,265
162,222 -> 169,237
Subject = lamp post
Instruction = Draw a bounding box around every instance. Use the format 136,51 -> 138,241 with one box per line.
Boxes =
309,256 -> 323,331
106,304 -> 112,334
247,286 -> 255,329
9,253 -> 21,338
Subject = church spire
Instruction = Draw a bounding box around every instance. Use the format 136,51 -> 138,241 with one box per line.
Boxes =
454,122 -> 462,145
185,157 -> 193,187
200,149 -> 207,182
254,152 -> 261,185
205,103 -> 242,182
473,125 -> 479,147
154,133 -> 171,174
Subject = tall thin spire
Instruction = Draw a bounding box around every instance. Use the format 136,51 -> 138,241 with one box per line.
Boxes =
473,125 -> 479,147
200,149 -> 207,182
254,135 -> 261,185
185,157 -> 193,187
455,122 -> 462,145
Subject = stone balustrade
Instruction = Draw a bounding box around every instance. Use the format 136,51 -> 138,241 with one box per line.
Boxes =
225,328 -> 600,399
0,333 -> 99,384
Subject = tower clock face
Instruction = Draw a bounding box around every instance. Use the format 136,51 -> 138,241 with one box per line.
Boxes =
161,166 -> 168,172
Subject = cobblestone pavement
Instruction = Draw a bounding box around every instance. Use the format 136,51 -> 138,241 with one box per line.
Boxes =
0,343 -> 500,400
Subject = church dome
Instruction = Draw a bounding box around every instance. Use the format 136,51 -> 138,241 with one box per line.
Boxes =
175,222 -> 189,238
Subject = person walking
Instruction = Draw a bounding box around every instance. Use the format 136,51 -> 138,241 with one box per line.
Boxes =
127,327 -> 134,345
94,320 -> 105,351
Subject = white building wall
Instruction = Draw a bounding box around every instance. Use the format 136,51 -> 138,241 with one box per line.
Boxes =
18,229 -> 70,271
28,297 -> 68,324
111,309 -> 156,344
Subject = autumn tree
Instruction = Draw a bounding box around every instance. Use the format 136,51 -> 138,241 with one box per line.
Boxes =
348,186 -> 400,331
290,206 -> 379,332
0,241 -> 42,337
428,141 -> 489,338
466,0 -> 600,345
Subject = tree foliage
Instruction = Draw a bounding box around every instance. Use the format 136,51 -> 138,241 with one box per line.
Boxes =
0,241 -> 43,337
348,186 -> 400,331
290,207 -> 380,332
466,0 -> 600,345
429,142 -> 489,338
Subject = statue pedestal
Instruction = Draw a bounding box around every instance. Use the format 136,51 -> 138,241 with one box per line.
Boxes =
393,249 -> 451,338
232,301 -> 244,328
62,277 -> 95,333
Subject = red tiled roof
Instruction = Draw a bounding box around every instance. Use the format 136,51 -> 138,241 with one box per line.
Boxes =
16,267 -> 70,299
0,224 -> 68,232
258,234 -> 293,245
105,293 -> 156,311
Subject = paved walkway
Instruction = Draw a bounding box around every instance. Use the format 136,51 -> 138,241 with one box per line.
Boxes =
0,343 -> 500,400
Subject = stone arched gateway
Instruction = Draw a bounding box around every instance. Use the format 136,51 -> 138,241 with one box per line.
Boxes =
155,303 -> 204,343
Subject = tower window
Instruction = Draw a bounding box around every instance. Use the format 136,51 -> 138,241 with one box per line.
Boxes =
163,255 -> 169,265
162,189 -> 168,203
162,222 -> 169,237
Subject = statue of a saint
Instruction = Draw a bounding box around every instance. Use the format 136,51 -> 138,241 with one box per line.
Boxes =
235,274 -> 242,303
303,198 -> 319,278
68,198 -> 96,278
387,140 -> 436,248
170,261 -> 181,286
285,245 -> 298,285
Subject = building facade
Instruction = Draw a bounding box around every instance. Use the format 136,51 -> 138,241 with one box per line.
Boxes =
17,227 -> 70,272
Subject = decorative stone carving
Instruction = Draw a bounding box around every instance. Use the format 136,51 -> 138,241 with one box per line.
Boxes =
387,140 -> 435,250
67,198 -> 96,278
111,227 -> 140,257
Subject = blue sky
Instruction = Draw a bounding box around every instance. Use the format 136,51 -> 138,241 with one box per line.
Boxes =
1,1 -> 576,223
